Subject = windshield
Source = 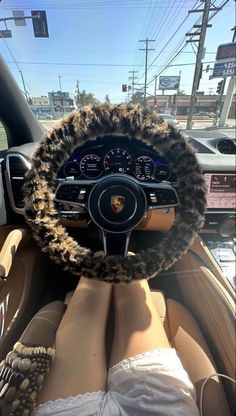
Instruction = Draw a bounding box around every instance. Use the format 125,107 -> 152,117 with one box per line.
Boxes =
0,0 -> 235,132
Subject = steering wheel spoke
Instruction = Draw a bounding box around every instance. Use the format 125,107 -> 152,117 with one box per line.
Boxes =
140,181 -> 179,210
102,230 -> 131,257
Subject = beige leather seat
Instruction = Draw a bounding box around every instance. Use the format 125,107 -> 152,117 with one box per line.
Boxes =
151,290 -> 230,416
0,225 -> 47,361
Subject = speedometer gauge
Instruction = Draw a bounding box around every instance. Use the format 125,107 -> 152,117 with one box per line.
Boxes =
135,156 -> 155,180
104,148 -> 132,174
80,154 -> 102,178
155,164 -> 171,181
64,161 -> 81,178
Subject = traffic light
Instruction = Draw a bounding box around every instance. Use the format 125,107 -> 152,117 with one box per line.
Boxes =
216,80 -> 224,94
31,11 -> 49,37
122,84 -> 127,92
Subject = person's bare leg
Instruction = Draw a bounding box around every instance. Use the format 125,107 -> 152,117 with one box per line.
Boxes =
110,279 -> 170,367
37,277 -> 112,405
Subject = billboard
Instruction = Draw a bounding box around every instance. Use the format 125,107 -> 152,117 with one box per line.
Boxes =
212,61 -> 236,78
159,76 -> 180,90
211,42 -> 236,78
216,42 -> 236,61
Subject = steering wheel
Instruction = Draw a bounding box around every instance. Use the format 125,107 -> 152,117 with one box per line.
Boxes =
23,104 -> 207,282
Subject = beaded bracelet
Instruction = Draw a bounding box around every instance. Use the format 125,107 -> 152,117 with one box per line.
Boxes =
0,342 -> 55,416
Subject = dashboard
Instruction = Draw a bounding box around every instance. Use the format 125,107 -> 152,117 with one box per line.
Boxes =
2,132 -> 236,227
57,136 -> 176,183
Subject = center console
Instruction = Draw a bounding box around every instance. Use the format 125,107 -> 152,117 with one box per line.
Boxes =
202,172 -> 235,289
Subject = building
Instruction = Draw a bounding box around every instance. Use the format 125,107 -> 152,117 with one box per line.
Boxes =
31,96 -> 51,116
48,91 -> 75,116
147,94 -> 236,117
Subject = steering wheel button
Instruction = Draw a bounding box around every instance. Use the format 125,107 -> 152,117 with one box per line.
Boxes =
150,193 -> 157,204
77,189 -> 86,201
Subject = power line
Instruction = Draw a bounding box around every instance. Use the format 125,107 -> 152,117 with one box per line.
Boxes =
5,61 -> 162,67
135,0 -> 199,84
0,1 -> 196,10
146,0 -> 230,87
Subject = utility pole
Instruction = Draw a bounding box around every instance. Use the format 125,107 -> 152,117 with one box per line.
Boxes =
186,0 -> 216,129
154,75 -> 157,107
58,75 -> 62,91
128,71 -> 138,97
19,70 -> 30,103
139,38 -> 155,108
177,70 -> 182,95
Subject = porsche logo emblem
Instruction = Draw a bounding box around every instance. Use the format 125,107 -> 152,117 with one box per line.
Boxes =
111,195 -> 125,213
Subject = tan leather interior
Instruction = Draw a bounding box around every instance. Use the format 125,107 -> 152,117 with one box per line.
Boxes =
191,236 -> 235,296
173,249 -> 235,414
0,225 -> 48,361
136,207 -> 175,231
60,208 -> 175,232
166,297 -> 230,416
0,228 -> 29,278
19,300 -> 65,348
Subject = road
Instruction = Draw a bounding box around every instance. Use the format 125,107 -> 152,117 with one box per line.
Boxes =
0,119 -> 235,151
39,118 -> 235,131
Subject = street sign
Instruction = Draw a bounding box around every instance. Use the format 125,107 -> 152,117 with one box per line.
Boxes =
50,91 -> 68,99
216,42 -> 236,61
159,76 -> 180,90
212,61 -> 236,78
0,30 -> 12,38
12,10 -> 26,26
196,91 -> 205,96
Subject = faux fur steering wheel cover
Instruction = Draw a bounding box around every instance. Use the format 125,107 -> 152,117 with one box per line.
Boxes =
23,104 -> 207,282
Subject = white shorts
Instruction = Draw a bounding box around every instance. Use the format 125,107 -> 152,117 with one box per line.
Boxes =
34,348 -> 200,416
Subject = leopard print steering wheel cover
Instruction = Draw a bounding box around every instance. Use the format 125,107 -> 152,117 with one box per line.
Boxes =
23,104 -> 207,282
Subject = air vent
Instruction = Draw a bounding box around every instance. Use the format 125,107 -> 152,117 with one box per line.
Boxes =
217,138 -> 236,155
6,155 -> 31,212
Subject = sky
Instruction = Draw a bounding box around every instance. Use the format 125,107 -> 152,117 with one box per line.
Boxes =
0,0 -> 235,103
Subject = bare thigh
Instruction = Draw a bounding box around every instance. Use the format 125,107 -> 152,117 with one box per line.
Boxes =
37,277 -> 112,405
110,279 -> 170,367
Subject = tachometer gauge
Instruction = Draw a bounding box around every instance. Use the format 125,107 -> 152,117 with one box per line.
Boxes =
63,161 -> 81,178
155,164 -> 171,181
104,148 -> 132,174
135,156 -> 155,180
80,154 -> 102,179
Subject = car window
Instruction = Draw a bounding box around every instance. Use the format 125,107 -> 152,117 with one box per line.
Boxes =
0,2 -> 235,132
0,122 -> 8,151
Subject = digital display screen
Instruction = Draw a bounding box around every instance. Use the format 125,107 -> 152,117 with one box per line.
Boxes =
204,173 -> 236,209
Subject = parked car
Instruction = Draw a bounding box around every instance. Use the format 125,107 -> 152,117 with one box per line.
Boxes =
156,113 -> 180,129
193,111 -> 214,118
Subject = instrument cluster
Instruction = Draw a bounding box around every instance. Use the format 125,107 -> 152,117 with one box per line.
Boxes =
58,137 -> 176,183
